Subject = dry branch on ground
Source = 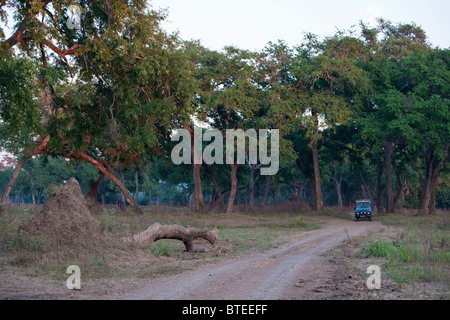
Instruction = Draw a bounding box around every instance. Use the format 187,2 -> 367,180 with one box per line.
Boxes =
124,223 -> 219,252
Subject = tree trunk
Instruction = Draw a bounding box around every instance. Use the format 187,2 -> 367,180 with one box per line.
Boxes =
235,185 -> 242,206
308,175 -> 316,211
418,173 -> 433,216
187,191 -> 193,207
72,153 -> 143,215
296,158 -> 316,210
332,176 -> 343,211
99,183 -> 106,205
188,125 -> 204,213
392,152 -> 404,210
226,164 -> 240,214
85,171 -> 105,208
193,164 -> 204,213
336,188 -> 344,211
118,171 -> 126,211
247,163 -> 261,210
0,136 -> 50,213
249,167 -> 255,209
262,175 -> 271,207
418,144 -> 448,215
361,185 -> 368,199
0,156 -> 28,211
384,142 -> 395,213
429,185 -> 436,215
23,169 -> 35,205
204,165 -> 224,210
376,152 -> 384,213
37,189 -> 43,205
311,138 -> 323,212
135,170 -> 139,205
248,164 -> 262,210
210,190 -> 217,208
148,188 -> 152,206
360,172 -> 373,204
125,223 -> 219,253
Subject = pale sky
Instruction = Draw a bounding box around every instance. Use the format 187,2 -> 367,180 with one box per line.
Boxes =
150,0 -> 450,51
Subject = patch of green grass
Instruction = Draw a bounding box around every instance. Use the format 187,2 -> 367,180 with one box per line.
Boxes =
0,209 -> 46,254
362,239 -> 412,262
360,213 -> 450,285
312,223 -> 322,230
5,231 -> 47,253
152,241 -> 173,258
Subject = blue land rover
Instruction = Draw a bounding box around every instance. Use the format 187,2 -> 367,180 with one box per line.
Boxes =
355,199 -> 373,222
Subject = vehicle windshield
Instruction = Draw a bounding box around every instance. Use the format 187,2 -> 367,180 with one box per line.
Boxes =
356,202 -> 370,209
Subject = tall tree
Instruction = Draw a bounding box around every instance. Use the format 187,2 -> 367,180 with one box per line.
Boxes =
357,20 -> 439,213
0,57 -> 48,210
195,46 -> 261,214
1,1 -> 196,214
405,49 -> 450,215
263,33 -> 367,211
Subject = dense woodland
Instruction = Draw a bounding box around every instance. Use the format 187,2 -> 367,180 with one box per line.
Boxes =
0,1 -> 448,215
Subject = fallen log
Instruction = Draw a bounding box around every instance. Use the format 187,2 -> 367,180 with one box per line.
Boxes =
124,223 -> 219,252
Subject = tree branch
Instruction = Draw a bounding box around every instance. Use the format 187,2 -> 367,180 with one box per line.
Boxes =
5,19 -> 28,47
41,39 -> 80,57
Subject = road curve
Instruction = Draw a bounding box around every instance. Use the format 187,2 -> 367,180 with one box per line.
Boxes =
120,219 -> 380,300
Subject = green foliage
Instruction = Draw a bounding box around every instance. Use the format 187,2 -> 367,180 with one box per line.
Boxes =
403,194 -> 419,209
363,239 -> 411,262
436,186 -> 450,210
0,3 -> 448,215
0,57 -> 42,152
152,241 -> 173,258
5,231 -> 47,253
0,208 -> 46,253
0,0 -> 198,188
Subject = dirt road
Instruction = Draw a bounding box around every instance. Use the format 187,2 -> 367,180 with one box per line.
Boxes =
121,219 -> 381,300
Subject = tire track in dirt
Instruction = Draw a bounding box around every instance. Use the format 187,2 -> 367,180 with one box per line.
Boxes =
121,219 -> 381,300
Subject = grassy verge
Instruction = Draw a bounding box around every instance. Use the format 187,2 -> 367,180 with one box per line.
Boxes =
359,211 -> 449,286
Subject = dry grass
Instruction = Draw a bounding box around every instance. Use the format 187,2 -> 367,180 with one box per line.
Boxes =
0,203 -> 324,281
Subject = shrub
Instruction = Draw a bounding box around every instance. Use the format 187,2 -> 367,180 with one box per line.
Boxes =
363,239 -> 412,263
152,241 -> 172,258
5,231 -> 46,253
